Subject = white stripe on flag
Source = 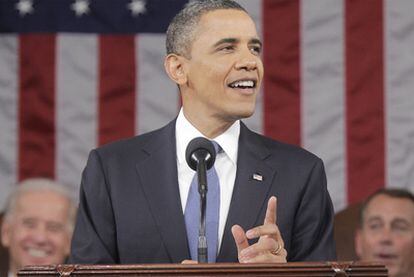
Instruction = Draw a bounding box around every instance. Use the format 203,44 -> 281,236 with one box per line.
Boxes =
0,35 -> 18,209
238,0 -> 263,134
56,34 -> 98,195
136,34 -> 180,135
300,0 -> 346,211
385,0 -> 414,192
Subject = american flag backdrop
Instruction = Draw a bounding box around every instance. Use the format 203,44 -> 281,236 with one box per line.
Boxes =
0,0 -> 414,213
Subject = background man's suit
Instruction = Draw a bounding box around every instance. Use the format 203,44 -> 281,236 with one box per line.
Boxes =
69,120 -> 336,263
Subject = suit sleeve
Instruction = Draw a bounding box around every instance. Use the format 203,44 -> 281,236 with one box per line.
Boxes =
69,150 -> 119,263
288,158 -> 336,261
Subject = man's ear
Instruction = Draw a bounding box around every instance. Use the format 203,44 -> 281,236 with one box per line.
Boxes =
1,220 -> 11,248
164,54 -> 188,86
64,234 -> 71,256
354,228 -> 363,259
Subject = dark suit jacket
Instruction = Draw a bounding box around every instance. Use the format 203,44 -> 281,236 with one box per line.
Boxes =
69,120 -> 336,263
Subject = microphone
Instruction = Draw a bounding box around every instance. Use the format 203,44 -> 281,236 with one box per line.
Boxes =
185,137 -> 216,263
186,137 -> 216,194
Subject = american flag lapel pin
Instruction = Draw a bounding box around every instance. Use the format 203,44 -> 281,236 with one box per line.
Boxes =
252,173 -> 263,182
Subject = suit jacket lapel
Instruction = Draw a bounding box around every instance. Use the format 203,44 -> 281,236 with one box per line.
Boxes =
217,123 -> 277,262
135,120 -> 190,263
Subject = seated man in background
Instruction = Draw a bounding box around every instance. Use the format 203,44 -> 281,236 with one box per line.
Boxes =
1,178 -> 77,277
355,188 -> 414,277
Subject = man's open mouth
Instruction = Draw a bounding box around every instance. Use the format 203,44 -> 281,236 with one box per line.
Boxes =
27,247 -> 49,258
228,79 -> 256,89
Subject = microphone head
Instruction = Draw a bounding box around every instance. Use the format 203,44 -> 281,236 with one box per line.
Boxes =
185,137 -> 216,171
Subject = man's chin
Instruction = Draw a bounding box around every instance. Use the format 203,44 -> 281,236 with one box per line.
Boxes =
387,267 -> 399,277
241,110 -> 255,119
381,262 -> 399,276
229,107 -> 255,121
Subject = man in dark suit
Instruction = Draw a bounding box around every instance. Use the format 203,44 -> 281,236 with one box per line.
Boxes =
70,0 -> 335,264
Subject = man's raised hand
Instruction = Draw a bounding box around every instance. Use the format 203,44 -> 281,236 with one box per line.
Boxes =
231,196 -> 287,263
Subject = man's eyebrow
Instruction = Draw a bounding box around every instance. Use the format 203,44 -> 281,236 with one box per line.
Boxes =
391,218 -> 411,226
213,38 -> 238,48
213,37 -> 263,48
250,38 -> 262,47
366,216 -> 382,223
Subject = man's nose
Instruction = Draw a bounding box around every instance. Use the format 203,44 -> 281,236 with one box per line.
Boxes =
378,227 -> 393,245
235,52 -> 258,71
31,225 -> 49,243
235,60 -> 257,71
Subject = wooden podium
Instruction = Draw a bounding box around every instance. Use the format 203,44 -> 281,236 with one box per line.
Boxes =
18,262 -> 387,276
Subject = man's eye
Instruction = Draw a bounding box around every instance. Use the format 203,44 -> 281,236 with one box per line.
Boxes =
47,222 -> 65,233
368,223 -> 382,230
250,46 -> 261,55
219,45 -> 234,52
21,218 -> 37,229
392,223 -> 410,232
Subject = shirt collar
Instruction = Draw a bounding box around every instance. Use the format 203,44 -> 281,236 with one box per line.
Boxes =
176,108 -> 240,165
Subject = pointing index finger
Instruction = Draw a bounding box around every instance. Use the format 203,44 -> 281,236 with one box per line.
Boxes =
264,196 -> 277,225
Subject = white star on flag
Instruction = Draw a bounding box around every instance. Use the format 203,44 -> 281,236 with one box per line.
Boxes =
15,0 -> 34,16
71,0 -> 90,17
127,0 -> 146,16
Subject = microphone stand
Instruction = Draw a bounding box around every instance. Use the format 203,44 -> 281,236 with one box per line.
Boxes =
186,137 -> 216,263
196,157 -> 208,263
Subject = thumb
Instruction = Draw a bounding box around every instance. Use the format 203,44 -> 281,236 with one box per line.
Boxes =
181,259 -> 198,264
231,224 -> 249,259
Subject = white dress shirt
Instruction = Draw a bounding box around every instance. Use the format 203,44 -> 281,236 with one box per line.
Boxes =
175,108 -> 239,248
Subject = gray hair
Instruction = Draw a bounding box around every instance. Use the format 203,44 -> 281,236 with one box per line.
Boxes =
166,0 -> 248,58
359,188 -> 414,227
3,178 -> 77,233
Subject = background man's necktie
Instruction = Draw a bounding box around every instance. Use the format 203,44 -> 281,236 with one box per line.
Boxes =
184,141 -> 221,263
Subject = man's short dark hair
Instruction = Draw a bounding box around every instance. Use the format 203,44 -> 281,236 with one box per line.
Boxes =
166,0 -> 248,58
359,188 -> 414,227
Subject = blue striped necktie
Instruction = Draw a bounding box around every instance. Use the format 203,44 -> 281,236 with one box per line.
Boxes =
184,141 -> 221,263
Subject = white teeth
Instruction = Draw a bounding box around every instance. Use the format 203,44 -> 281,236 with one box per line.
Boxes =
28,248 -> 48,258
230,80 -> 254,88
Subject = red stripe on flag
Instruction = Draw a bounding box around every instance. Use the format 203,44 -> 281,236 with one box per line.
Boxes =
263,0 -> 301,145
345,0 -> 385,204
18,35 -> 56,180
98,35 -> 136,146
